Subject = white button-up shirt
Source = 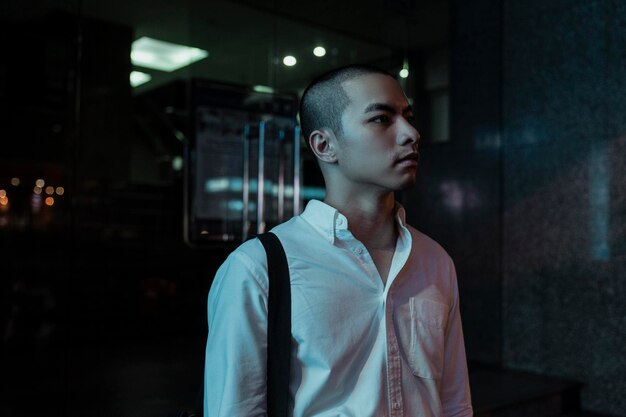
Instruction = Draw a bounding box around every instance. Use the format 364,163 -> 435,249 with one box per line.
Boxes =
205,200 -> 473,417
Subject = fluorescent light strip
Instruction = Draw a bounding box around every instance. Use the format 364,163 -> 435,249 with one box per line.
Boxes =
253,85 -> 276,94
131,37 -> 209,72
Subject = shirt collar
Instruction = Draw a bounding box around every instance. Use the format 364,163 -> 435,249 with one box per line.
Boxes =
300,199 -> 408,245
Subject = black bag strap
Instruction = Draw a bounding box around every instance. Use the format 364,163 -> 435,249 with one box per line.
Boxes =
257,232 -> 291,417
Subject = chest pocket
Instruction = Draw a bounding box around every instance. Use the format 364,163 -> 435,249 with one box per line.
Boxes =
396,297 -> 449,380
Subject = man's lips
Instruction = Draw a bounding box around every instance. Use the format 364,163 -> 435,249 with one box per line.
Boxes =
396,152 -> 420,165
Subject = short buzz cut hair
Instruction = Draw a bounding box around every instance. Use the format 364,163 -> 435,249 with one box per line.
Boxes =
299,64 -> 394,143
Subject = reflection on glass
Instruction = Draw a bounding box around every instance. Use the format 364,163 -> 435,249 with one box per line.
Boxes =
313,46 -> 326,57
589,142 -> 610,261
31,194 -> 42,213
253,85 -> 276,94
131,37 -> 208,72
282,55 -> 297,66
130,71 -> 152,87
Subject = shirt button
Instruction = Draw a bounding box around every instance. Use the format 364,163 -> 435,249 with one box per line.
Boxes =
393,403 -> 400,410
355,247 -> 363,254
336,218 -> 344,226
390,345 -> 397,354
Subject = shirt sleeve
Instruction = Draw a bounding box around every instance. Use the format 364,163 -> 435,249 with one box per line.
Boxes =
440,261 -> 474,417
204,242 -> 270,417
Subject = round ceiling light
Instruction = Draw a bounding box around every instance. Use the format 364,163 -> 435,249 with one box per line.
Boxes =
313,46 -> 326,57
283,55 -> 297,66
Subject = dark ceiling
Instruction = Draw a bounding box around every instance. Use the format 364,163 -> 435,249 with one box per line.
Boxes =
8,0 -> 449,93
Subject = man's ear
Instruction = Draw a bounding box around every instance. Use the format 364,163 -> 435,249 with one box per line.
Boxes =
309,129 -> 337,164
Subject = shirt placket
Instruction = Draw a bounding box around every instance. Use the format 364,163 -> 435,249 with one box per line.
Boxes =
385,297 -> 404,417
337,210 -> 409,416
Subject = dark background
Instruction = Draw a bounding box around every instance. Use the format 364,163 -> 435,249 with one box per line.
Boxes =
1,0 -> 624,416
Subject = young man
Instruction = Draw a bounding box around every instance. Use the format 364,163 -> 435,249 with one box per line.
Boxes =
204,65 -> 473,417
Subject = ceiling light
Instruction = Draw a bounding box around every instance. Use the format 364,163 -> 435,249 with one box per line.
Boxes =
283,55 -> 297,67
131,50 -> 155,64
400,58 -> 410,79
131,37 -> 208,72
253,85 -> 276,94
130,71 -> 152,87
172,156 -> 183,171
313,46 -> 326,57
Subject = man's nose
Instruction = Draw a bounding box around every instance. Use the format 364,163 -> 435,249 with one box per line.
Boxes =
398,119 -> 420,145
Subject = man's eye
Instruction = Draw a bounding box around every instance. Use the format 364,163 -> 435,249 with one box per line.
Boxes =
371,115 -> 390,124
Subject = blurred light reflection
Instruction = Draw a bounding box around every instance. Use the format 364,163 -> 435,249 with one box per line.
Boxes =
439,180 -> 482,215
589,142 -> 610,261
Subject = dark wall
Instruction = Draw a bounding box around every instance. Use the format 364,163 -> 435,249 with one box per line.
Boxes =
501,1 -> 626,414
406,0 -> 504,365
414,0 -> 626,415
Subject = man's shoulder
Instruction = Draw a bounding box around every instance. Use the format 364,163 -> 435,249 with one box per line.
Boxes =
209,237 -> 269,295
226,215 -> 308,269
231,235 -> 267,266
268,214 -> 320,246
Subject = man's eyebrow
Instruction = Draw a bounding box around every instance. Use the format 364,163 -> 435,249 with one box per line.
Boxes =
363,102 -> 413,115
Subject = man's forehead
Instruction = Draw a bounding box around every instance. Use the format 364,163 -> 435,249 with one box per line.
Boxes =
341,73 -> 409,110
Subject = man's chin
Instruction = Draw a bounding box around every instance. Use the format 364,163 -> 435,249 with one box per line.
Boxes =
393,175 -> 417,191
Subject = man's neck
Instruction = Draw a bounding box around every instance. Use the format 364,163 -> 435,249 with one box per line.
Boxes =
324,191 -> 398,250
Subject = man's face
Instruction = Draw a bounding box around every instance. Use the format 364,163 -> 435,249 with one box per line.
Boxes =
332,73 -> 420,192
